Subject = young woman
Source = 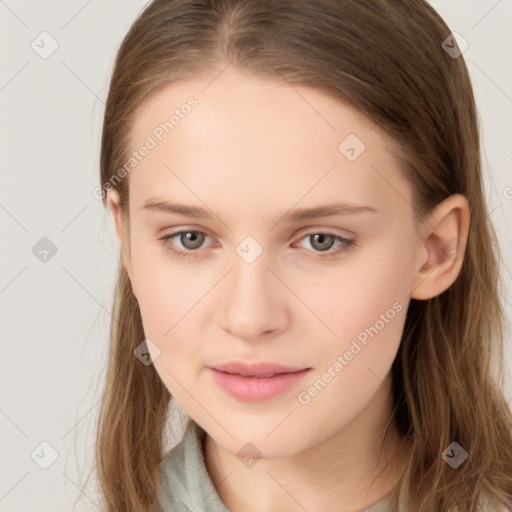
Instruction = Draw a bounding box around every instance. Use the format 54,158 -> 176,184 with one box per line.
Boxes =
93,1 -> 512,510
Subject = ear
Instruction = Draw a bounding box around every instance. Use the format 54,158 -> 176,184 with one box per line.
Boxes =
107,189 -> 136,296
410,193 -> 470,300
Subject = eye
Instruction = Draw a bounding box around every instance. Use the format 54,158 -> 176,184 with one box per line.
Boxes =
159,230 -> 212,259
294,232 -> 356,258
158,229 -> 356,260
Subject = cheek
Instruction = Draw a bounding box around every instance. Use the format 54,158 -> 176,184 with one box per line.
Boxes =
130,244 -> 206,345
292,255 -> 409,428
303,241 -> 408,322
133,256 -> 209,402
294,239 -> 411,369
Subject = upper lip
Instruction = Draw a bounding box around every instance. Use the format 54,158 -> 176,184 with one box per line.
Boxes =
210,362 -> 310,377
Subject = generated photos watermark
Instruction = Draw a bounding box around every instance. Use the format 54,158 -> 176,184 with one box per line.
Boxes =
297,300 -> 403,405
93,96 -> 198,200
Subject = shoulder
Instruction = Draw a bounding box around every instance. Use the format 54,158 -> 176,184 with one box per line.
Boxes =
156,421 -> 231,512
156,420 -> 201,510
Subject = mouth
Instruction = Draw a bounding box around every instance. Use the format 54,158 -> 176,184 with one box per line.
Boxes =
208,362 -> 312,402
210,361 -> 310,377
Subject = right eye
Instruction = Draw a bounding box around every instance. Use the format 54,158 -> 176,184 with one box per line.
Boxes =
159,230 -> 213,258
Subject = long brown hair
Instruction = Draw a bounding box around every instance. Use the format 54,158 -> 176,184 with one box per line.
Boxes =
92,1 -> 512,510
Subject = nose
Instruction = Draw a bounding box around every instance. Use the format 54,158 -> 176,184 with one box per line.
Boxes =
219,251 -> 290,343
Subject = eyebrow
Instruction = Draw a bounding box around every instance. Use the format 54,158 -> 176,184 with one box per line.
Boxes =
142,199 -> 378,222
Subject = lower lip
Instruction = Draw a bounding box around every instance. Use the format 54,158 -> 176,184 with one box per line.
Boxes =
209,368 -> 311,402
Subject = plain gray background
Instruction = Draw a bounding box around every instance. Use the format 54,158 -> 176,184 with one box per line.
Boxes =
1,1 -> 511,510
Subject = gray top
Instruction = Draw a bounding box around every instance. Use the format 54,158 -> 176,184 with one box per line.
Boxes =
156,420 -> 408,512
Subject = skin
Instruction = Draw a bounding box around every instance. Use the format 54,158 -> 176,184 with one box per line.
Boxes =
108,67 -> 470,512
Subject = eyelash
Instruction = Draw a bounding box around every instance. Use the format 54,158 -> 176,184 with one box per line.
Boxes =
158,229 -> 356,260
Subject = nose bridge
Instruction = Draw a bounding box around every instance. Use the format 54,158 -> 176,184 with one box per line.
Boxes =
219,242 -> 286,339
232,249 -> 272,302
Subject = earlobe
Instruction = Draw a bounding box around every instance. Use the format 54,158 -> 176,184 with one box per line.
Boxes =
410,194 -> 470,300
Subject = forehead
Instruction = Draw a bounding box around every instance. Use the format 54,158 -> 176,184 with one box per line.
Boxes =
126,69 -> 411,216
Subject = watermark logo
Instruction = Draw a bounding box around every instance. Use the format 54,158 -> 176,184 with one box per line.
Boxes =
441,32 -> 469,59
134,338 -> 161,365
31,441 -> 59,469
237,441 -> 262,468
338,133 -> 366,162
441,441 -> 468,469
31,31 -> 59,59
32,237 -> 58,263
236,236 -> 264,264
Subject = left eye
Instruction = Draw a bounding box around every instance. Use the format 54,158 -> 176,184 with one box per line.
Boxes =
159,230 -> 356,258
295,233 -> 355,254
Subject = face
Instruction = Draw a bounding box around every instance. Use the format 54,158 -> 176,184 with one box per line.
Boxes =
109,68 -> 424,458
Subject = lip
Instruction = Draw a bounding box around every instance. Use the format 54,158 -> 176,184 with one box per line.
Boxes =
208,362 -> 311,402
